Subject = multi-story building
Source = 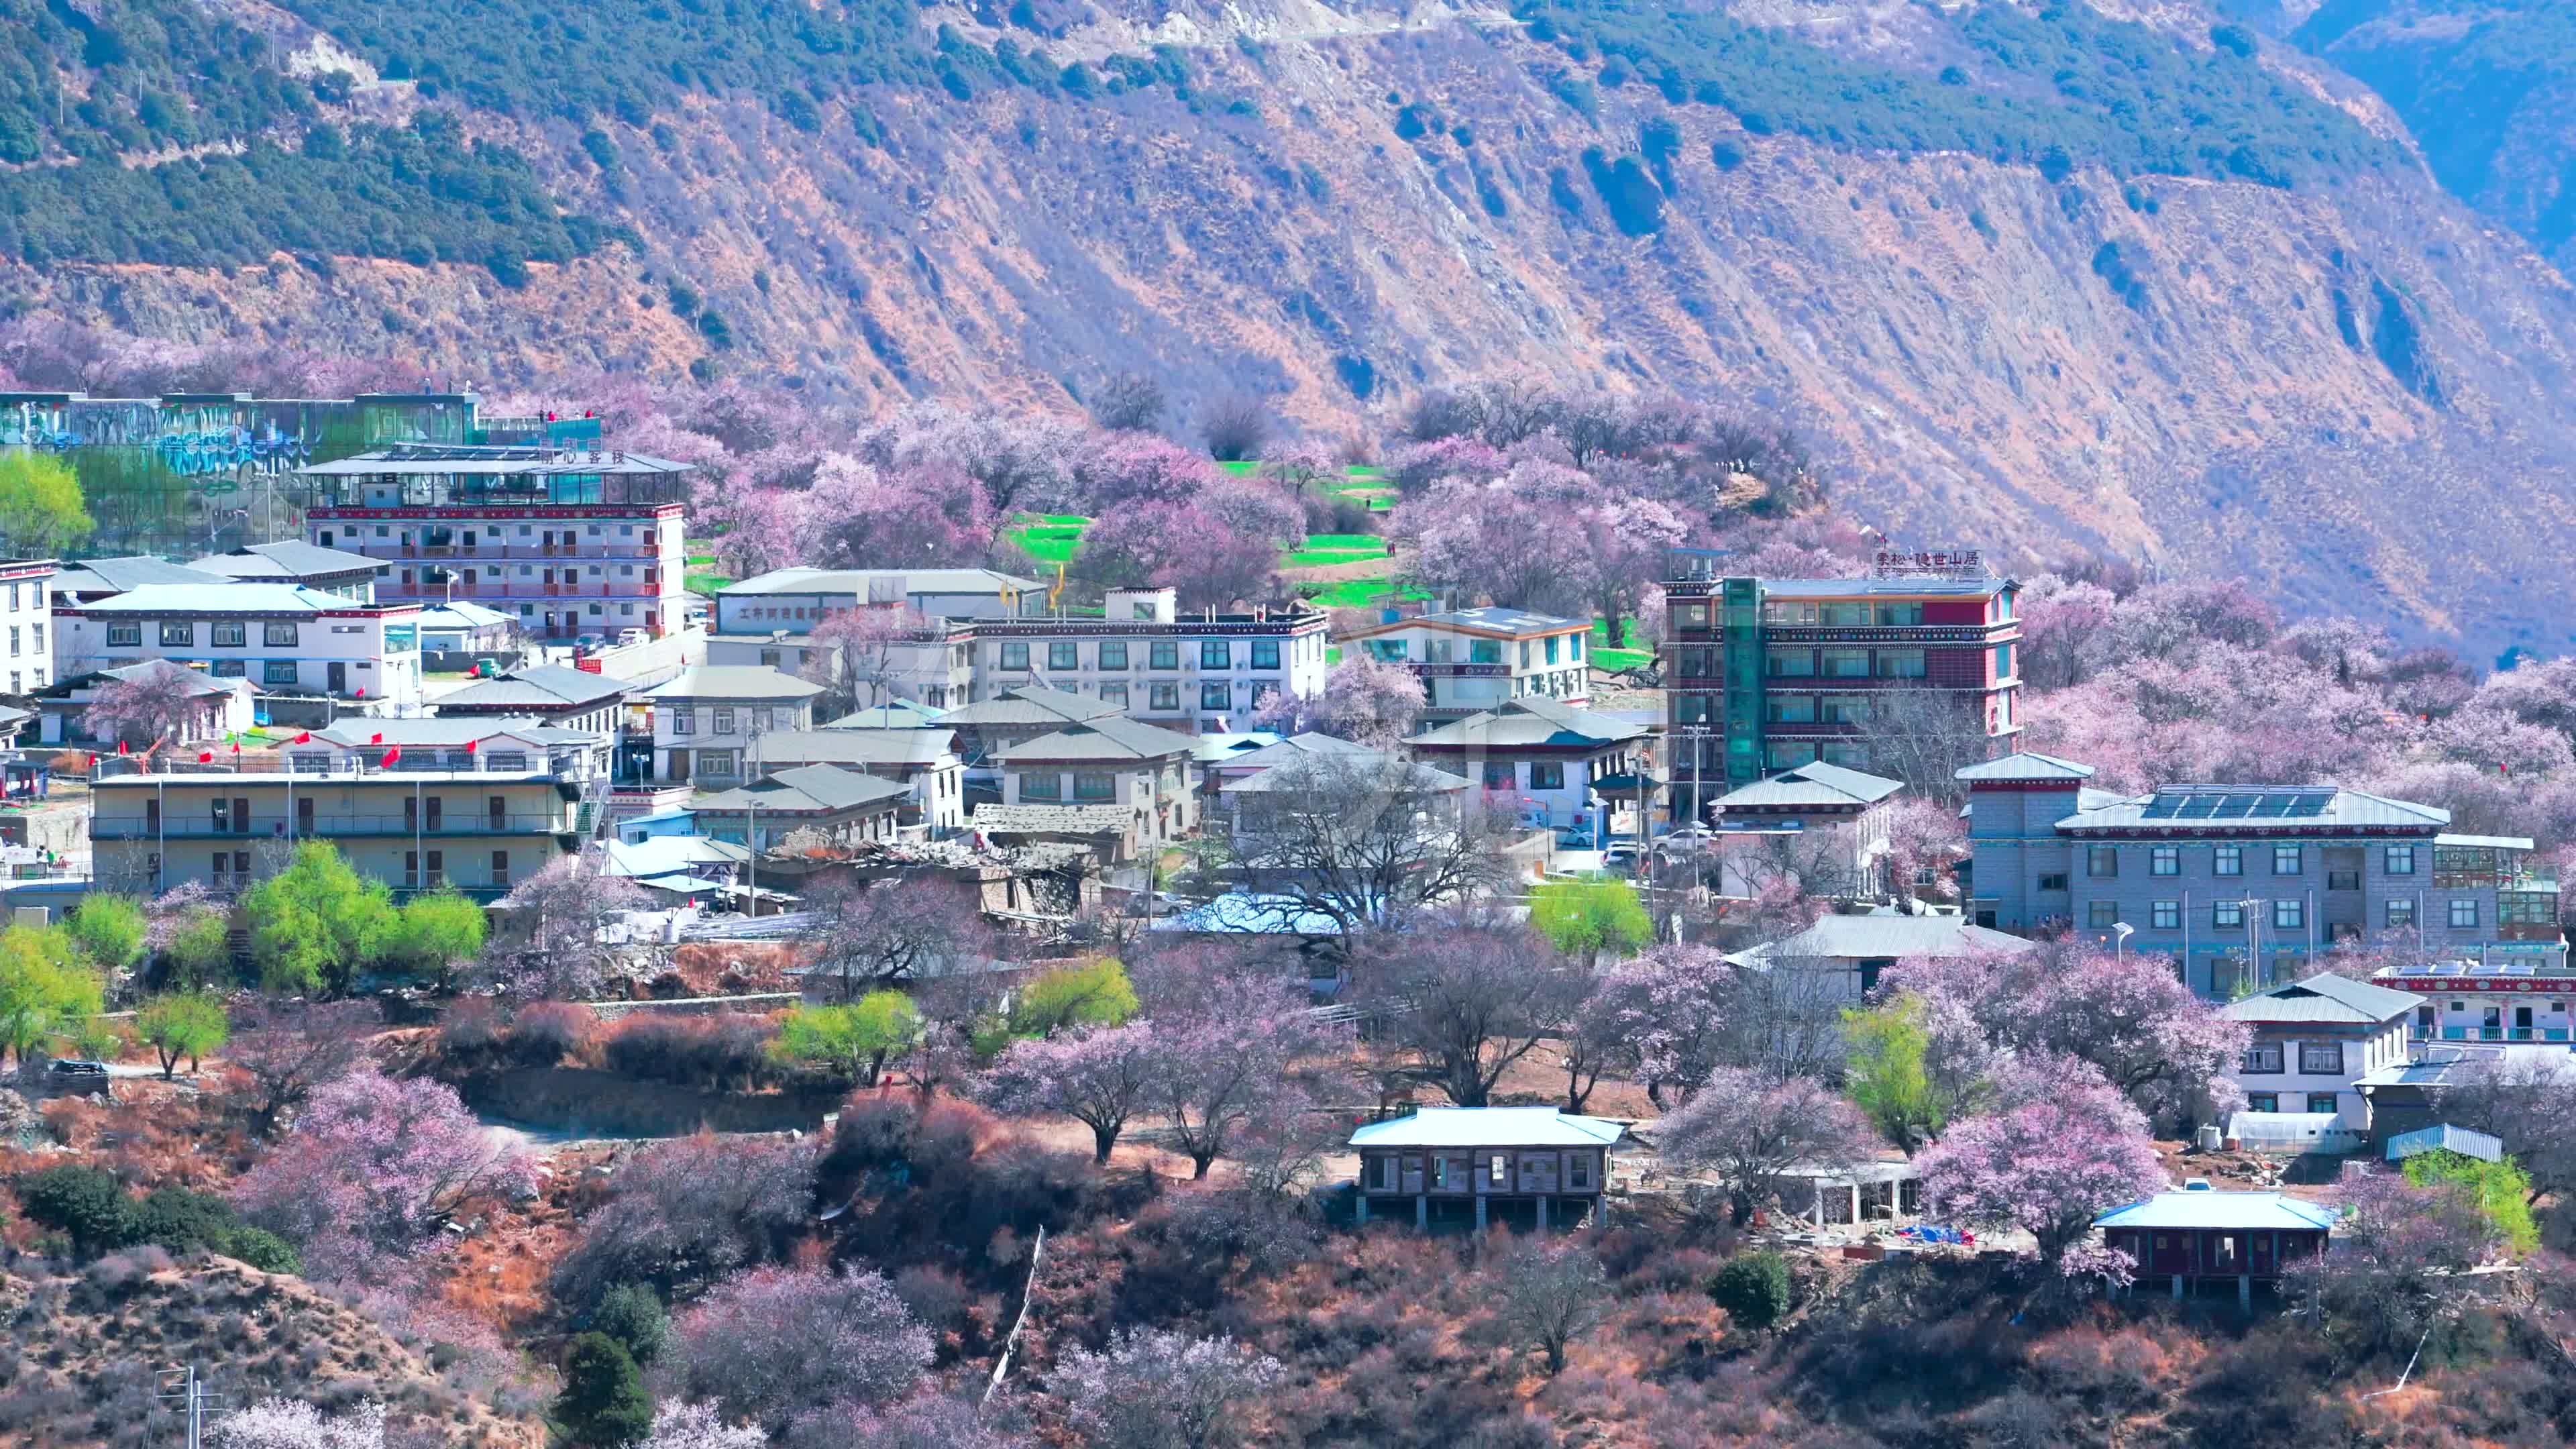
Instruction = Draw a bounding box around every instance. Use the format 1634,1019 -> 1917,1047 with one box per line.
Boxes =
433,663 -> 634,735
1406,697 -> 1650,829
2220,974 -> 2421,1135
1960,752 -> 2568,997
692,764 -> 911,851
300,443 -> 693,643
635,666 -> 825,789
981,716 -> 1201,861
704,617 -> 977,710
737,727 -> 968,835
1659,548 -> 2022,814
2369,960 -> 2576,1046
714,566 -> 1044,630
91,720 -> 607,899
35,663 -> 258,747
51,556 -> 224,607
1336,606 -> 1591,725
54,582 -> 423,714
0,559 -> 54,696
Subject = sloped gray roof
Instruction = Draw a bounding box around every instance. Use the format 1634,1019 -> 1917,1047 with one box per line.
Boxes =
1002,716 -> 1200,763
1413,698 -> 1648,751
1955,751 -> 2095,782
637,666 -> 824,702
1732,912 -> 2037,966
72,582 -> 401,615
315,716 -> 599,748
52,557 -> 226,594
1401,606 -> 1582,635
1350,1106 -> 1625,1149
2094,1191 -> 2337,1232
1222,757 -> 1471,794
822,700 -> 953,729
720,566 -> 1042,596
1214,732 -> 1379,771
695,764 -> 910,815
937,686 -> 1122,729
2222,973 -> 2423,1024
436,663 -> 633,711
753,729 -> 957,768
189,541 -> 386,580
1715,760 -> 1902,810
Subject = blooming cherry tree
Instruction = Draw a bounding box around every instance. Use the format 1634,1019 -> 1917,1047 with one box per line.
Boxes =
1050,1326 -> 1284,1449
1915,1075 -> 2167,1270
1655,1068 -> 1877,1224
663,1266 -> 933,1430
979,1021 -> 1165,1163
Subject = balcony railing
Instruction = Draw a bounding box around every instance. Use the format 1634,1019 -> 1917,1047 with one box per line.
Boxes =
97,811 -> 576,841
375,543 -> 671,561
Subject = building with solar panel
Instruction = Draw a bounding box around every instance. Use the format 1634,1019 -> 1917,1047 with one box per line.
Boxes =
1959,752 -> 2565,998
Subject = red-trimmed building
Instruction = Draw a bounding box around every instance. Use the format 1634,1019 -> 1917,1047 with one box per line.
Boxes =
299,443 -> 692,644
1660,549 -> 2021,817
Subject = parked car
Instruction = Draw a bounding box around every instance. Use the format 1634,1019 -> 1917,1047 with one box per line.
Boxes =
616,628 -> 648,647
45,1059 -> 111,1097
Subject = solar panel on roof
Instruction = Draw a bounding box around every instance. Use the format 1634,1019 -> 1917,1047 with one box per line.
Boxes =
2216,796 -> 2261,818
2142,796 -> 2182,818
2293,793 -> 2333,816
2176,795 -> 2223,818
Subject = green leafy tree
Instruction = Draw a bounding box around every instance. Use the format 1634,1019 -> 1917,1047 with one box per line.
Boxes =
775,991 -> 920,1085
2402,1148 -> 2540,1255
0,453 -> 95,556
65,894 -> 146,975
551,1332 -> 653,1448
1529,875 -> 1653,969
239,843 -> 396,996
388,888 -> 488,991
0,924 -> 105,1065
1010,959 -> 1138,1037
160,906 -> 234,989
135,991 -> 228,1077
1840,991 -> 1960,1156
1709,1250 -> 1793,1331
18,1164 -> 139,1258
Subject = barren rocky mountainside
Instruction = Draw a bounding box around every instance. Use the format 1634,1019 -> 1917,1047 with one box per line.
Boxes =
11,0 -> 2576,651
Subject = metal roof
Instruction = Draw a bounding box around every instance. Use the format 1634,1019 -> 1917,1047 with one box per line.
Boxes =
938,686 -> 1123,729
2386,1124 -> 2504,1163
637,667 -> 825,702
694,764 -> 910,815
71,582 -> 411,616
435,663 -> 634,710
2059,784 -> 2447,833
1347,606 -> 1582,637
1412,698 -> 1648,751
1222,757 -> 1472,794
2222,973 -> 2423,1024
1148,892 -> 1348,936
753,728 -> 957,767
821,700 -> 953,729
1756,576 -> 2007,598
1350,1106 -> 1627,1150
719,566 -> 1042,596
2094,1191 -> 2338,1232
52,557 -> 227,594
1000,716 -> 1200,763
1715,760 -> 1902,810
314,716 -> 601,747
188,541 -> 386,580
2434,832 -> 2540,851
1955,751 -> 2095,782
301,445 -> 692,477
1210,733 -> 1379,772
416,602 -> 516,630
1189,731 -> 1283,763
1731,913 -> 2039,966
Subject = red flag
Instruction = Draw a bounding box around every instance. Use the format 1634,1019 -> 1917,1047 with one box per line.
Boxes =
196,750 -> 212,763
116,741 -> 128,757
464,737 -> 479,754
291,731 -> 311,745
84,754 -> 95,771
380,747 -> 400,768
231,741 -> 241,756
370,732 -> 384,745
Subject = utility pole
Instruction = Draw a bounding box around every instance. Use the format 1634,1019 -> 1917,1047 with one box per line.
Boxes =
156,1364 -> 221,1449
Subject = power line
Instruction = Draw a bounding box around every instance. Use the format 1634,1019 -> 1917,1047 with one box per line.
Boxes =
156,1363 -> 223,1449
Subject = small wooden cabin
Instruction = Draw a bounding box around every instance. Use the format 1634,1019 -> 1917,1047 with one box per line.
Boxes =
2094,1191 -> 2337,1305
1350,1106 -> 1623,1233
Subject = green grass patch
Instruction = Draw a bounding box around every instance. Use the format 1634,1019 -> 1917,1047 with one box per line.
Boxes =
1594,647 -> 1654,672
684,570 -> 735,594
1308,574 -> 1432,609
1005,515 -> 1092,564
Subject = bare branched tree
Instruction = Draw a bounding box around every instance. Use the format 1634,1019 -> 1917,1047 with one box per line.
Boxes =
805,874 -> 996,997
1212,753 -> 1513,953
1198,392 -> 1275,463
1854,690 -> 1996,806
1355,912 -> 1582,1107
1089,371 -> 1167,433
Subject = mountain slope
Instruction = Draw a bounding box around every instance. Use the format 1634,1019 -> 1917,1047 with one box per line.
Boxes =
9,0 -> 2576,654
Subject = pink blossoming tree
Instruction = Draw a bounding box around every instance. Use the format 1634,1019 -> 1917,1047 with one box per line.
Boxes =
1915,1075 -> 2167,1271
661,1265 -> 932,1431
1654,1067 -> 1878,1224
978,1020 -> 1165,1163
1050,1326 -> 1284,1449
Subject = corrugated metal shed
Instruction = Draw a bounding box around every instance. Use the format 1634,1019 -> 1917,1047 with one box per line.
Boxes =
2385,1124 -> 2505,1163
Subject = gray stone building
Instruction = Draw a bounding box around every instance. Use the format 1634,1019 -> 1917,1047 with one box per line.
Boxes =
1961,752 -> 2565,998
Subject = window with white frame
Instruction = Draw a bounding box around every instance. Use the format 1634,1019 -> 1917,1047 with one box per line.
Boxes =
2449,898 -> 2479,928
2274,898 -> 2304,929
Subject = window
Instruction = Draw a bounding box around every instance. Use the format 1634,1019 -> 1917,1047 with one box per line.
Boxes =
1530,762 -> 1565,790
1200,641 -> 1230,669
264,623 -> 297,647
2087,845 -> 2118,878
1822,648 -> 1871,678
211,621 -> 245,647
2273,898 -> 2304,930
1368,1156 -> 1396,1191
2308,1093 -> 2340,1115
1875,602 -> 1922,626
1519,641 -> 1531,667
2449,898 -> 2479,928
213,659 -> 246,678
2385,844 -> 2416,875
669,708 -> 695,735
2387,899 -> 2416,928
712,707 -> 735,735
1767,647 -> 1816,678
1490,1152 -> 1508,1184
492,851 -> 511,888
1020,771 -> 1061,800
2152,900 -> 2180,929
1199,682 -> 1230,711
1766,696 -> 1816,724
1873,649 -> 1925,678
1072,771 -> 1116,801
1483,761 -> 1514,790
1674,602 -> 1710,631
262,661 -> 298,686
1099,641 -> 1128,670
2245,1092 -> 2278,1114
107,623 -> 142,647
1544,636 -> 1560,665
1049,642 -> 1079,671
487,752 -> 527,772
2241,1042 -> 2284,1074
2215,899 -> 2245,928
1820,694 -> 1868,724
1994,641 -> 2015,679
1251,639 -> 1281,670
2214,845 -> 2243,876
1000,642 -> 1029,669
425,850 -> 444,887
1149,683 -> 1179,711
1099,683 -> 1128,706
1570,633 -> 1583,659
2273,845 -> 2302,875
2037,872 -> 2069,892
1567,1153 -> 1591,1190
2327,869 -> 2361,892
1468,639 -> 1502,665
2151,846 -> 2179,877
1150,641 -> 1180,670
158,621 -> 195,647
2087,901 -> 2118,928
32,623 -> 42,653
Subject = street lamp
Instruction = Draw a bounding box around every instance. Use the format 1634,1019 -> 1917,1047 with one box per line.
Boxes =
2112,921 -> 2135,963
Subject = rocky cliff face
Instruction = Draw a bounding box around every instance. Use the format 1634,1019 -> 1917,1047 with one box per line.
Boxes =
14,0 -> 2576,654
